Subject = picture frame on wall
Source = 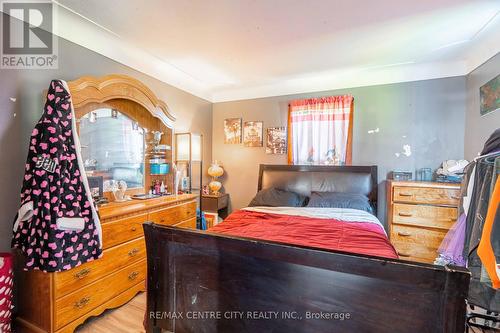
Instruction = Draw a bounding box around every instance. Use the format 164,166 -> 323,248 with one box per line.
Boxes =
480,73 -> 500,116
266,127 -> 287,154
224,118 -> 242,144
243,121 -> 263,147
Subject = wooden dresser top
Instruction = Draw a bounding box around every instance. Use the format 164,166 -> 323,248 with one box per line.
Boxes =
388,180 -> 461,190
98,194 -> 198,219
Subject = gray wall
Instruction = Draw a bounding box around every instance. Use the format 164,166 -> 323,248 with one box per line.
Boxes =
212,77 -> 466,229
0,17 -> 213,251
465,52 -> 500,159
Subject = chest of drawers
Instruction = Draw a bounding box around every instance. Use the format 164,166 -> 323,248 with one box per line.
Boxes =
15,194 -> 197,333
387,181 -> 460,264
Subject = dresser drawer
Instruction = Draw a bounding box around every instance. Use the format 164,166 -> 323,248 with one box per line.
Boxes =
393,203 -> 457,230
54,259 -> 146,330
149,201 -> 197,225
393,186 -> 460,206
174,217 -> 197,230
102,213 -> 147,249
54,237 -> 145,298
391,225 -> 447,263
202,195 -> 228,212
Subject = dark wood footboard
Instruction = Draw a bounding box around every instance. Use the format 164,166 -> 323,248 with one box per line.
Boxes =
143,222 -> 470,333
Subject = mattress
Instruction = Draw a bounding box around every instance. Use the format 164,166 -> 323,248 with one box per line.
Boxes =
208,207 -> 398,259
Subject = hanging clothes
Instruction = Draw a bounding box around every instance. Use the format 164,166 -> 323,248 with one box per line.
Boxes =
465,152 -> 500,312
12,80 -> 102,272
435,161 -> 476,266
435,213 -> 467,266
480,128 -> 500,156
464,158 -> 494,257
477,176 -> 500,288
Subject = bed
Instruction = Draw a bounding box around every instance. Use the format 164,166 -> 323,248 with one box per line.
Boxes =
144,165 -> 471,333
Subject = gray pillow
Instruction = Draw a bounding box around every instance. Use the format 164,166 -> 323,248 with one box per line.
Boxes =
307,192 -> 374,214
249,188 -> 308,207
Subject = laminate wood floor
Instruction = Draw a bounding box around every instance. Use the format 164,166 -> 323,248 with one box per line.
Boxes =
74,292 -> 498,333
75,292 -> 146,333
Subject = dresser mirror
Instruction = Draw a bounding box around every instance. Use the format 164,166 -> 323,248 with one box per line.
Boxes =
79,108 -> 146,191
68,74 -> 176,200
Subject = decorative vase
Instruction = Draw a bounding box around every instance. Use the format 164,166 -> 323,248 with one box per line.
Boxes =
112,180 -> 128,202
209,180 -> 222,195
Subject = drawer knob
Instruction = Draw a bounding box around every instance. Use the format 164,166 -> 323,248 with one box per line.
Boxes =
397,251 -> 411,257
131,226 -> 137,232
128,248 -> 140,257
74,268 -> 91,280
399,192 -> 413,197
397,231 -> 412,237
398,212 -> 413,217
74,296 -> 90,309
128,271 -> 139,281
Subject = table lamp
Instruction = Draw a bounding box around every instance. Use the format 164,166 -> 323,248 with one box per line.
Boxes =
208,161 -> 224,195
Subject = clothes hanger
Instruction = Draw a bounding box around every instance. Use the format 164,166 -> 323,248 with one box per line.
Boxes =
483,153 -> 500,164
474,150 -> 500,162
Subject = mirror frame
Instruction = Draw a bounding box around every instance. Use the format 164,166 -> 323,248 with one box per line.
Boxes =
68,74 -> 175,127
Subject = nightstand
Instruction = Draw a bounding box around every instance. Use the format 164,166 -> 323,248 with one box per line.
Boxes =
202,193 -> 229,220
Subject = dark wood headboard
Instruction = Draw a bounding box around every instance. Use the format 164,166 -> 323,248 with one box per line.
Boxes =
258,164 -> 378,213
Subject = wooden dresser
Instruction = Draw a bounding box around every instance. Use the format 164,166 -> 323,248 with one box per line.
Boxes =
387,181 -> 460,264
15,194 -> 197,333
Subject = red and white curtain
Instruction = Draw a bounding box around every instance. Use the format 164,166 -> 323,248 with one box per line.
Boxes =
287,95 -> 353,165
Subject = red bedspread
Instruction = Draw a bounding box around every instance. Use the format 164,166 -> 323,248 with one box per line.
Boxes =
209,210 -> 398,259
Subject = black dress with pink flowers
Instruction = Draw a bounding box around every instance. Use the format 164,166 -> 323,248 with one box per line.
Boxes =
12,80 -> 102,272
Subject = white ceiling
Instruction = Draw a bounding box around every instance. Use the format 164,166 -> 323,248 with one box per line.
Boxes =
49,1 -> 500,101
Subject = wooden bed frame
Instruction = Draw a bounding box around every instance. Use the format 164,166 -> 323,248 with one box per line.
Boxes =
144,165 -> 471,333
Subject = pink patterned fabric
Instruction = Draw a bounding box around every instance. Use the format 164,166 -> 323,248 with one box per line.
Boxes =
12,80 -> 102,272
0,253 -> 13,333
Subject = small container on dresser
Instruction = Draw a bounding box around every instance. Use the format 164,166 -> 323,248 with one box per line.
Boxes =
387,181 -> 460,264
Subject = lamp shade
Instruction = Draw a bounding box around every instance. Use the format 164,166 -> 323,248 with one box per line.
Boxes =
176,133 -> 190,161
191,134 -> 202,162
175,133 -> 202,162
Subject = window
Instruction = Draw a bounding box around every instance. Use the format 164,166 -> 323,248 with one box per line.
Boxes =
287,95 -> 353,165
